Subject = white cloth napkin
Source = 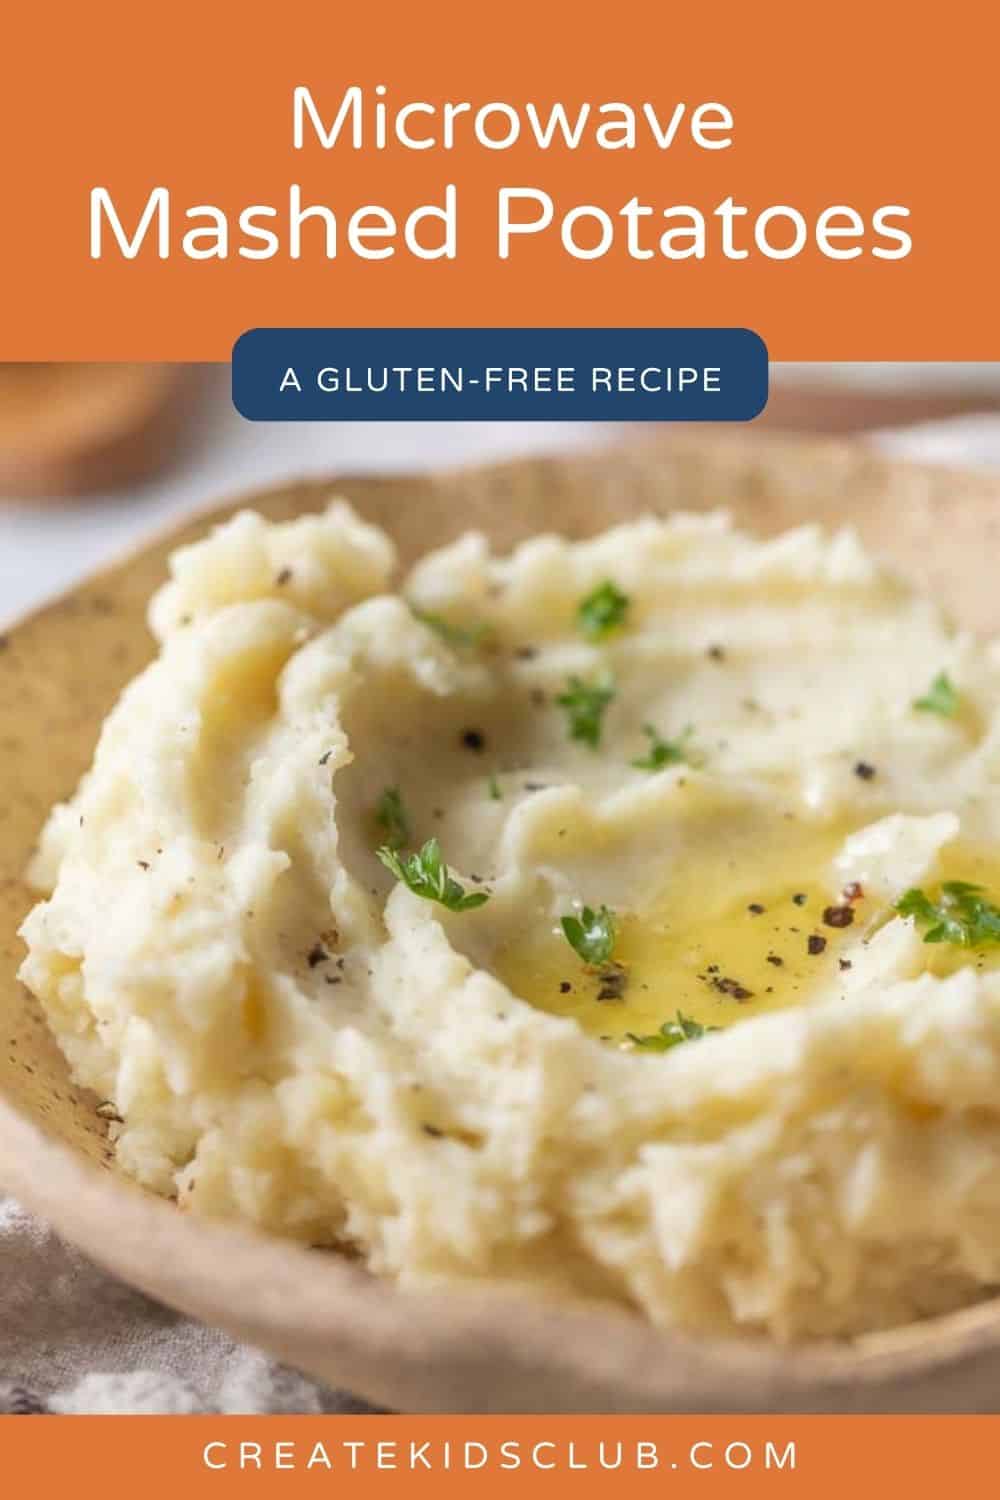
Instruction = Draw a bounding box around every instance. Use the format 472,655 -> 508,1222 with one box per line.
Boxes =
0,1198 -> 375,1414
4,412 -> 1000,1414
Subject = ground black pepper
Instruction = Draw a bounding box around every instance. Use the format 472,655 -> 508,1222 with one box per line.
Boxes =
712,975 -> 753,1000
596,963 -> 629,1002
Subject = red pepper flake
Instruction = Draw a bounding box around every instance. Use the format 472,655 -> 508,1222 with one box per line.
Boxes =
842,881 -> 864,902
823,904 -> 855,929
807,934 -> 827,955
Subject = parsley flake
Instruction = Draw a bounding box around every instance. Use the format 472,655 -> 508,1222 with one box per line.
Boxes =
577,580 -> 630,640
895,881 -> 1000,946
632,723 -> 700,771
377,838 -> 490,912
627,1012 -> 718,1051
374,786 -> 409,851
556,671 -> 616,748
914,671 -> 960,717
487,773 -> 503,801
561,904 -> 617,965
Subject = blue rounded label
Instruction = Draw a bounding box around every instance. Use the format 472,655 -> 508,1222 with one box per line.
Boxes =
232,327 -> 768,422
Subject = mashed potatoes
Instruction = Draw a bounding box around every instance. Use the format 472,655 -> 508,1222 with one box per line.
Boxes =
20,499 -> 1000,1340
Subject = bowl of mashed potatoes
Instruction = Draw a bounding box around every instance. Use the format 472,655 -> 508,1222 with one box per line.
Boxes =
6,432 -> 1000,1412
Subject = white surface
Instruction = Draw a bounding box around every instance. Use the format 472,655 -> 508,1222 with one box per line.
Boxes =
0,368 -> 616,628
871,413 -> 1000,468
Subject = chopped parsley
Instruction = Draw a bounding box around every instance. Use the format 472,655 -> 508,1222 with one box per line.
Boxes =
374,786 -> 409,851
627,1012 -> 718,1052
896,881 -> 1000,947
410,606 -> 490,650
377,838 -> 489,912
632,723 -> 700,771
561,904 -> 617,965
487,772 -> 503,801
913,671 -> 960,717
577,580 -> 630,640
556,671 -> 616,748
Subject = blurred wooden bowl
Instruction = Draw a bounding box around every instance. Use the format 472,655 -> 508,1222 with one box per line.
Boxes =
4,432 -> 1000,1412
0,364 -> 200,498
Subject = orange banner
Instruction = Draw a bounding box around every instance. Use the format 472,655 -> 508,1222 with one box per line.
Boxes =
2,0 -> 997,359
4,1414 -> 1000,1495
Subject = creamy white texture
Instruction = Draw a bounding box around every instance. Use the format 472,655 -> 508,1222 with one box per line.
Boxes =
20,500 -> 1000,1339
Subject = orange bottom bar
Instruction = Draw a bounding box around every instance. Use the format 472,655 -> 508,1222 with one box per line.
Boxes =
3,1414 -> 998,1497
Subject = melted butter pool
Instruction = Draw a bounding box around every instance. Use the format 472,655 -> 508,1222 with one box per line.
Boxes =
913,843 -> 1000,984
495,818 -> 866,1044
495,819 -> 1000,1045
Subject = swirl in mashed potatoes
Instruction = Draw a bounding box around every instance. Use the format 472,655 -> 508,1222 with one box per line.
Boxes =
20,498 -> 1000,1340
